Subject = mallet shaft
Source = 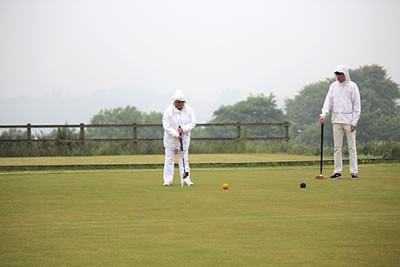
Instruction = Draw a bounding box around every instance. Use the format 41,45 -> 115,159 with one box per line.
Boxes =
320,123 -> 324,175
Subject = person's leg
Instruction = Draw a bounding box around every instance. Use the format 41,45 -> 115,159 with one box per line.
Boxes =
333,123 -> 344,174
344,124 -> 358,174
163,147 -> 175,185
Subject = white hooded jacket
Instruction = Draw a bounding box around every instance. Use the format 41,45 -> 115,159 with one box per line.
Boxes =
321,65 -> 361,125
163,90 -> 197,149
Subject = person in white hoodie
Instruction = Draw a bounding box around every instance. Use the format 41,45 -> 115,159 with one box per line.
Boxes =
320,65 -> 361,179
162,90 -> 197,186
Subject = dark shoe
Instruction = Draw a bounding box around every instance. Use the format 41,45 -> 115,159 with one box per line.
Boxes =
330,173 -> 341,179
351,173 -> 359,179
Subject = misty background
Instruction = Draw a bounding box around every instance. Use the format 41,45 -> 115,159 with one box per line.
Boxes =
1,0 -> 399,124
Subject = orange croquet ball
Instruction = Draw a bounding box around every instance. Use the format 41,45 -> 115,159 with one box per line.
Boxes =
222,184 -> 229,190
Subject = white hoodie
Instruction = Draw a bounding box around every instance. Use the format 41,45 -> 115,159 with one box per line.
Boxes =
321,65 -> 361,125
162,90 -> 197,149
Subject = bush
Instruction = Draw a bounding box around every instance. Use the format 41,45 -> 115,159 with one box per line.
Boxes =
358,141 -> 400,159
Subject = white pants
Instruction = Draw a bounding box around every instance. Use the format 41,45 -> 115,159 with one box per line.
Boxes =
333,123 -> 358,174
163,147 -> 191,185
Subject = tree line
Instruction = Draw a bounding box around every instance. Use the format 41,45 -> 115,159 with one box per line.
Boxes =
1,64 -> 399,157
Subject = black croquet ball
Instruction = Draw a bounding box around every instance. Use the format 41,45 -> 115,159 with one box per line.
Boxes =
300,182 -> 306,188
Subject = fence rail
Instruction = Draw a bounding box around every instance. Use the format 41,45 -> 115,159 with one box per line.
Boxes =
0,122 -> 289,143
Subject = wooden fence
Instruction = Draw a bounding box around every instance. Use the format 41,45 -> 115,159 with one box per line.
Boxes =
0,122 -> 289,143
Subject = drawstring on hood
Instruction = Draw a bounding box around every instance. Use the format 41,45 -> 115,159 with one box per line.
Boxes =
334,65 -> 351,83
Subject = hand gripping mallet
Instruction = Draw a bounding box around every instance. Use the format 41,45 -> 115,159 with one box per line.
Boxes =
179,126 -> 190,186
316,123 -> 325,179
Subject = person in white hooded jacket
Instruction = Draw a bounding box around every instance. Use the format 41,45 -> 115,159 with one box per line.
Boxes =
162,90 -> 197,186
320,65 -> 361,179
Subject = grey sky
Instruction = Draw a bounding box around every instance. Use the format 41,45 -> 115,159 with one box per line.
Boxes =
0,0 -> 399,123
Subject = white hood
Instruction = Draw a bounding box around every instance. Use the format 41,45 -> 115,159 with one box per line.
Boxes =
172,90 -> 186,102
335,65 -> 351,82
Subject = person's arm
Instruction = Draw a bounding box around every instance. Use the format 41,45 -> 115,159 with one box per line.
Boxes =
320,86 -> 333,124
162,111 -> 179,138
351,84 -> 361,127
181,107 -> 197,134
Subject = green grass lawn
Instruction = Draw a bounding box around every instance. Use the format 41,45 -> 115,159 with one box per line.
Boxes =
0,164 -> 399,266
0,153 -> 376,166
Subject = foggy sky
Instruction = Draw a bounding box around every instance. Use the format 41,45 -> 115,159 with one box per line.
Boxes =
0,0 -> 399,123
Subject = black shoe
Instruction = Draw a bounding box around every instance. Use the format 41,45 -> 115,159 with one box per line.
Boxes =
351,173 -> 359,179
330,173 -> 341,179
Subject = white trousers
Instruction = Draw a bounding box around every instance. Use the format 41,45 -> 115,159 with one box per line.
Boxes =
333,123 -> 358,174
163,147 -> 191,185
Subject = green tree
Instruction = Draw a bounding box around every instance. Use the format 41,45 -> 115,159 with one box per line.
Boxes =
195,94 -> 287,138
285,79 -> 333,142
0,129 -> 27,140
87,106 -> 163,139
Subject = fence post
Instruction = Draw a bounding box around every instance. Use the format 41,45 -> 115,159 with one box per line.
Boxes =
27,123 -> 32,141
284,122 -> 289,141
236,122 -> 241,140
79,123 -> 85,140
132,123 -> 137,142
